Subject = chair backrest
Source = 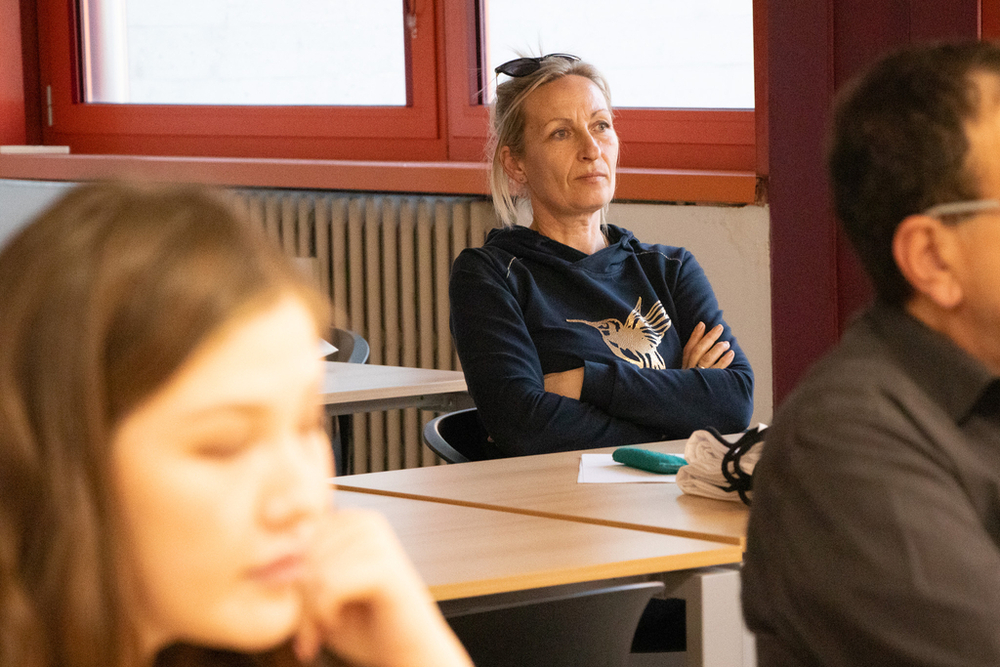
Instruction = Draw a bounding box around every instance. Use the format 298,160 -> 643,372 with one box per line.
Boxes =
324,327 -> 369,476
443,581 -> 665,667
422,408 -> 507,463
326,327 -> 370,365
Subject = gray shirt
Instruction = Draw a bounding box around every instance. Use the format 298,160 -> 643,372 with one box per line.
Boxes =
742,304 -> 1000,667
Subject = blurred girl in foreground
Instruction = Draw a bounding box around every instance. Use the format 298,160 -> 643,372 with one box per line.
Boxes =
0,182 -> 472,667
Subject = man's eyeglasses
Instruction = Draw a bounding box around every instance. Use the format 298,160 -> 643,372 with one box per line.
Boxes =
494,53 -> 581,78
922,199 -> 1000,219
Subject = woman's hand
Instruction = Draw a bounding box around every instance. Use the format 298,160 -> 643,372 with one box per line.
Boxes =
682,322 -> 735,370
543,367 -> 584,400
295,509 -> 472,667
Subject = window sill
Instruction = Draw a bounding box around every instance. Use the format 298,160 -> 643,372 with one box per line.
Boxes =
0,154 -> 759,204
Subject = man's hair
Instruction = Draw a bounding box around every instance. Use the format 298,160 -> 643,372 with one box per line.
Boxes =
829,41 -> 1000,304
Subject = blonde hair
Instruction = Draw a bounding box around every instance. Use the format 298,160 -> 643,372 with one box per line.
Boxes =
488,57 -> 614,227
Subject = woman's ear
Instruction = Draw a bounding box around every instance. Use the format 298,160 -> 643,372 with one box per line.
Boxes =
893,214 -> 964,309
500,146 -> 527,185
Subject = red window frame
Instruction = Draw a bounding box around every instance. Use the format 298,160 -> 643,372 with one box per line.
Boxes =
984,0 -> 1000,39
441,0 -> 756,171
36,0 -> 759,171
38,0 -> 446,160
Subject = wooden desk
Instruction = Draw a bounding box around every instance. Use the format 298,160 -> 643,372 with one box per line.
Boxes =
336,490 -> 741,601
337,489 -> 752,667
337,440 -> 749,547
321,362 -> 474,416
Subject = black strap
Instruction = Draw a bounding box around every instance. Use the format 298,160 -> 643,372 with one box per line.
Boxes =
703,426 -> 765,506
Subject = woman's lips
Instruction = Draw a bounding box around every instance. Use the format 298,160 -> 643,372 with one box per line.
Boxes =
248,553 -> 306,586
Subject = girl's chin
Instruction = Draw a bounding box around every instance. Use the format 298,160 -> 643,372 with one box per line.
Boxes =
197,596 -> 303,654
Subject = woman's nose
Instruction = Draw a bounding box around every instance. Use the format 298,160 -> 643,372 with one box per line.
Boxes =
260,433 -> 330,530
579,131 -> 601,159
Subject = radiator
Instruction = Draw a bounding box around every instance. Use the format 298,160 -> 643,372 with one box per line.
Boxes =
227,189 -> 497,473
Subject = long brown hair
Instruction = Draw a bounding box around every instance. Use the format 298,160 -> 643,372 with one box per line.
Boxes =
0,182 -> 328,667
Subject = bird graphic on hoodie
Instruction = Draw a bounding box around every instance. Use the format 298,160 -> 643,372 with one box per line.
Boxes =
567,297 -> 672,370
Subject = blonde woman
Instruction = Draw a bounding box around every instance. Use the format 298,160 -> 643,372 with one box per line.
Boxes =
450,54 -> 754,456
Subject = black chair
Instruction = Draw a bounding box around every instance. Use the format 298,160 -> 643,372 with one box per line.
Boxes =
422,407 -> 508,463
325,327 -> 370,476
441,581 -> 665,667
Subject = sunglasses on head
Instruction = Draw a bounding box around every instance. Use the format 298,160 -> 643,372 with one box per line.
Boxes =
494,53 -> 581,78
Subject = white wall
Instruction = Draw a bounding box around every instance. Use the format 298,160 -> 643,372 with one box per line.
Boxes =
0,179 -> 75,249
0,179 -> 773,424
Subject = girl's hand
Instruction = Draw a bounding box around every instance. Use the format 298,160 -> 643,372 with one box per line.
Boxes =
295,509 -> 472,667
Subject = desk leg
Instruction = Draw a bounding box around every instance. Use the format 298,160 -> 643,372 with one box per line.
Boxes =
658,565 -> 754,667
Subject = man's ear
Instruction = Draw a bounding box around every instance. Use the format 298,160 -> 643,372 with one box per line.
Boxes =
892,214 -> 964,309
499,146 -> 526,186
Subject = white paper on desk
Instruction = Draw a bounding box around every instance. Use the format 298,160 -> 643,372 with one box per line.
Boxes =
319,340 -> 338,357
578,453 -> 677,483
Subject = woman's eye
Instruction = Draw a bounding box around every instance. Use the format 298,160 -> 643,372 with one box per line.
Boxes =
551,129 -> 568,139
196,439 -> 251,459
595,121 -> 611,132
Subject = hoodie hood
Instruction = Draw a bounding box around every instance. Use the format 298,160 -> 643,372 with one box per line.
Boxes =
483,223 -> 639,274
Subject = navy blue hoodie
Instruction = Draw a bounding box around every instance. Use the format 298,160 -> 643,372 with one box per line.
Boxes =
450,223 -> 754,456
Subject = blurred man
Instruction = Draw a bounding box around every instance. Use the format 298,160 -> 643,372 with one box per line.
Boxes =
743,42 -> 1000,666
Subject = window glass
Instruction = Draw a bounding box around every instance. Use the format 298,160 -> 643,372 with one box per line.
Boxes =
81,0 -> 407,105
486,0 -> 754,109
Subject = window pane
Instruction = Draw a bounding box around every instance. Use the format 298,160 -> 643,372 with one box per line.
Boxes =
486,0 -> 753,109
81,0 -> 407,105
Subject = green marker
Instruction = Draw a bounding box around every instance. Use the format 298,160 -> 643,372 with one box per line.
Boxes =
612,447 -> 686,474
